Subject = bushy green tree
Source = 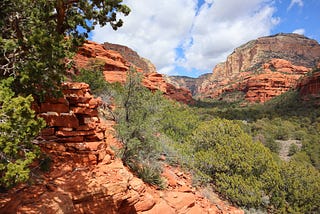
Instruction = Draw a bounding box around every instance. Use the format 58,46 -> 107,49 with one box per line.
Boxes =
0,78 -> 45,187
159,102 -> 199,143
280,160 -> 320,213
114,68 -> 166,187
0,0 -> 130,97
186,118 -> 283,209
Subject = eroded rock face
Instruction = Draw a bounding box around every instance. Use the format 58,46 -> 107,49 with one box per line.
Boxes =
213,33 -> 320,78
0,83 -> 241,213
197,34 -> 320,103
298,63 -> 320,101
199,58 -> 310,103
103,42 -> 157,74
74,41 -> 193,104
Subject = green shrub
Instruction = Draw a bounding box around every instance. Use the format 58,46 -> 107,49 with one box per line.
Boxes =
114,68 -> 166,188
288,144 -> 299,156
280,160 -> 320,213
0,78 -> 45,187
131,160 -> 166,189
185,118 -> 283,209
74,68 -> 108,95
159,102 -> 199,143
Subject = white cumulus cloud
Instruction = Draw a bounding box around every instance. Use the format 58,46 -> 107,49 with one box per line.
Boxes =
92,0 -> 197,74
292,28 -> 305,35
182,0 -> 279,72
92,0 -> 279,76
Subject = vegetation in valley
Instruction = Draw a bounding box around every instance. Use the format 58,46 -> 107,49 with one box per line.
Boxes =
1,1 -> 320,213
77,61 -> 320,213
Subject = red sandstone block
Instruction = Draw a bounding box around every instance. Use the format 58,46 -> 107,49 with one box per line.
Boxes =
88,97 -> 102,108
58,127 -> 73,132
56,130 -> 95,137
83,117 -> 99,124
39,112 -> 79,128
71,107 -> 99,116
84,142 -> 105,151
40,103 -> 69,113
58,136 -> 84,143
62,82 -> 89,90
63,90 -> 86,98
66,95 -> 91,104
77,123 -> 97,131
40,127 -> 55,136
85,131 -> 105,141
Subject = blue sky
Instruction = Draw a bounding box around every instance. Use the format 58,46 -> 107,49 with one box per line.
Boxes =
91,0 -> 320,77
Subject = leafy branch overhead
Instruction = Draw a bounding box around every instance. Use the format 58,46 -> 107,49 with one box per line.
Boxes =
0,0 -> 130,97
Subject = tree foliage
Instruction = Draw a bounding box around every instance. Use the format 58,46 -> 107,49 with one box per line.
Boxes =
0,0 -> 130,188
113,68 -> 166,187
0,0 -> 130,97
280,160 -> 320,213
186,118 -> 283,209
0,78 -> 45,187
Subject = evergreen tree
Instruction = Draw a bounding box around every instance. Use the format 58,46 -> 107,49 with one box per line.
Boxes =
0,0 -> 130,187
0,0 -> 130,97
114,68 -> 166,187
0,78 -> 45,187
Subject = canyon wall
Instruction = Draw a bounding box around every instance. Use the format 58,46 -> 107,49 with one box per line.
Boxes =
103,42 -> 157,74
74,41 -> 193,104
195,33 -> 320,103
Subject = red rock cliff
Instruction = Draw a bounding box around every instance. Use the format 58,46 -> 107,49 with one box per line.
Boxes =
197,34 -> 320,103
298,63 -> 320,101
74,41 -> 193,104
103,42 -> 157,74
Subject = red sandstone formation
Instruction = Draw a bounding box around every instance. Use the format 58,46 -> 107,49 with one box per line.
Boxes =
0,82 -> 242,213
195,34 -> 320,103
74,41 -> 193,104
212,33 -> 320,78
199,58 -> 310,103
298,63 -> 320,101
37,82 -> 106,165
103,42 -> 157,73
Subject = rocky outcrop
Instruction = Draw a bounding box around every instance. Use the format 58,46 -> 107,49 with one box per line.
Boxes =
197,34 -> 320,103
199,59 -> 310,103
0,82 -> 241,213
213,33 -> 320,78
35,82 -> 107,165
74,41 -> 193,104
103,42 -> 157,74
298,63 -> 320,101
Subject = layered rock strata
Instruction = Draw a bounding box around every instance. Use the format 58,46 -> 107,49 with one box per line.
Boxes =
74,41 -> 193,104
164,73 -> 212,96
199,59 -> 310,102
196,34 -> 320,103
38,82 -> 106,165
103,42 -> 157,73
298,63 -> 320,101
